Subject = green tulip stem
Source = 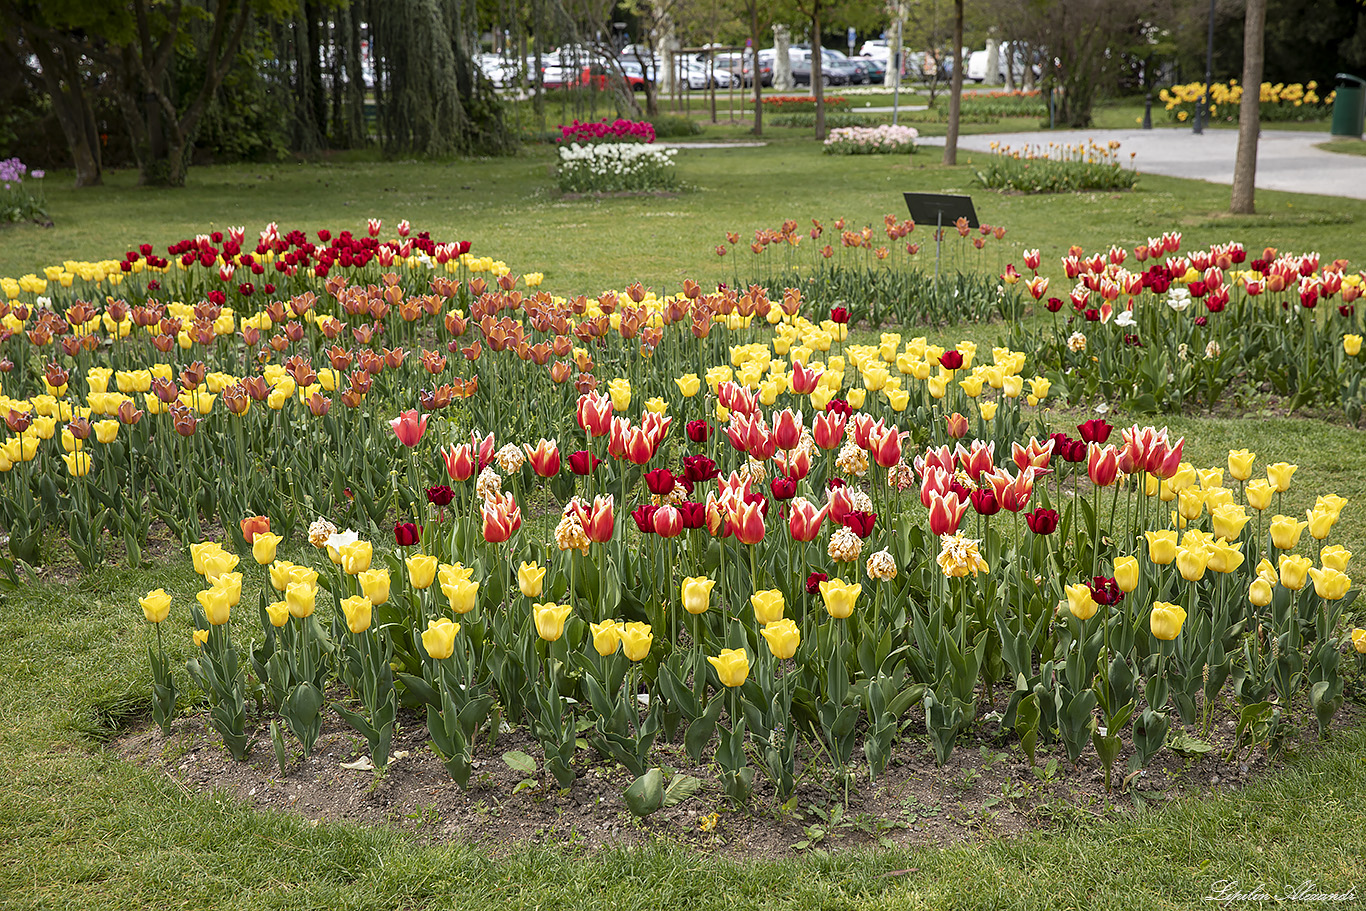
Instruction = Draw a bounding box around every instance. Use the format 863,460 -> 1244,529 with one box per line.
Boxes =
749,542 -> 759,603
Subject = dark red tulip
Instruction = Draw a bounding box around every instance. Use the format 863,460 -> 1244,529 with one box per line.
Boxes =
806,571 -> 829,595
645,468 -> 675,496
632,504 -> 659,534
970,487 -> 1000,516
678,501 -> 706,529
1025,508 -> 1059,535
426,485 -> 455,507
825,398 -> 852,417
568,450 -> 601,475
939,349 -> 963,370
686,419 -> 713,443
770,476 -> 797,500
683,454 -> 719,484
394,522 -> 421,546
829,306 -> 849,324
1089,575 -> 1124,606
841,511 -> 876,539
1077,419 -> 1112,444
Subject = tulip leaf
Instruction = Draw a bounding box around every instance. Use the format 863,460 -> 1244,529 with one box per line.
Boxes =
501,750 -> 537,775
624,768 -> 665,818
662,773 -> 702,807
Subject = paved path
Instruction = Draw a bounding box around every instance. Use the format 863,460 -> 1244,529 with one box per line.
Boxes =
656,141 -> 768,148
917,128 -> 1366,200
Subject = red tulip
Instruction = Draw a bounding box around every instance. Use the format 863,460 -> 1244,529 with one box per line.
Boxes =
806,571 -> 828,594
472,431 -> 495,470
443,443 -> 475,481
393,521 -> 421,546
732,498 -> 767,545
790,360 -> 822,395
870,425 -> 905,468
686,419 -> 712,443
678,501 -> 706,529
568,450 -> 601,475
1025,507 -> 1059,535
482,493 -> 522,543
827,485 -> 856,526
770,476 -> 797,500
391,409 -> 428,447
1077,418 -> 1113,444
841,510 -> 876,539
1011,437 -> 1054,472
787,497 -> 829,542
645,468 -> 675,496
682,455 -> 719,484
524,438 -> 561,477
927,491 -> 968,536
1087,443 -> 1120,487
576,391 -> 613,437
240,515 -> 270,544
573,495 -> 615,543
970,488 -> 1000,516
624,426 -> 654,465
955,439 -> 996,481
939,349 -> 963,370
632,504 -> 659,534
653,505 -> 683,538
771,408 -> 803,451
773,447 -> 811,480
812,411 -> 847,450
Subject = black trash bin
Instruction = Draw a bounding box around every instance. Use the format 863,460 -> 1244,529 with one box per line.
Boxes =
1330,73 -> 1365,138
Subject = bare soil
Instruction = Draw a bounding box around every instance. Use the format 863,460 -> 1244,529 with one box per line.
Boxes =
114,689 -> 1363,859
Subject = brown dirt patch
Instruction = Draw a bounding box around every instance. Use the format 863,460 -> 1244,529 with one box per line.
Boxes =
113,690 -> 1364,859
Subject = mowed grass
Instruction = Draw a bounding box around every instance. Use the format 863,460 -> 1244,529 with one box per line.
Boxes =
1,136 -> 1365,909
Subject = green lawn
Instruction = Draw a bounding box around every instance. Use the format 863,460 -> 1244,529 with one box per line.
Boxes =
2,137 -> 1365,910
1317,138 -> 1366,156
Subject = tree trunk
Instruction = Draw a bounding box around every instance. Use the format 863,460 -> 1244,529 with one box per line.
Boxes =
1230,0 -> 1266,215
942,0 -> 964,166
812,1 -> 825,141
19,34 -> 103,186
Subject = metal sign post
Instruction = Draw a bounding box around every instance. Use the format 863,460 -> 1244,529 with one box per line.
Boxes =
902,192 -> 979,303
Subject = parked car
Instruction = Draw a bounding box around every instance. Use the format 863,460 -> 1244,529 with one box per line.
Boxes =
966,44 -> 1037,83
819,49 -> 867,85
711,50 -> 773,87
785,48 -> 851,87
853,56 -> 887,84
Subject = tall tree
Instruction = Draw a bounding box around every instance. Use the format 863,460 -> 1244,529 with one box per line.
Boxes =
941,0 -> 963,165
1229,0 -> 1266,214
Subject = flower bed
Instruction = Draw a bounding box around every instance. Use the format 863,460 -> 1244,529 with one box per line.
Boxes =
1003,235 -> 1366,422
762,96 -> 850,113
0,158 -> 47,225
557,118 -> 656,144
556,143 -> 679,193
823,125 -> 918,155
974,140 -> 1138,193
1160,81 -> 1334,124
2,219 -> 1361,822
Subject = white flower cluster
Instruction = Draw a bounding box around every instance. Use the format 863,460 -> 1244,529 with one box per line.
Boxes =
823,125 -> 919,155
556,143 -> 679,193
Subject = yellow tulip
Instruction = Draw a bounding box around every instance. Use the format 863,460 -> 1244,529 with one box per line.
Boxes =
761,618 -> 801,660
1278,554 -> 1312,591
1308,567 -> 1351,600
443,577 -> 479,615
590,619 -> 621,656
979,401 -> 998,422
819,578 -> 861,619
197,586 -> 232,626
1245,478 -> 1274,511
887,388 -> 910,412
359,569 -> 390,606
644,396 -> 668,414
1248,578 -> 1273,607
266,600 -> 290,627
1175,545 -> 1210,582
1145,530 -> 1177,565
750,588 -> 785,624
1176,487 -> 1204,522
338,540 -> 372,575
1352,629 -> 1366,654
140,589 -> 172,623
680,576 -> 716,615
1266,462 -> 1296,493
517,561 -> 546,598
1168,463 -> 1198,493
406,553 -> 438,589
201,549 -> 240,583
675,374 -> 701,397
1255,558 -> 1277,586
341,595 -> 373,634
1227,449 -> 1255,481
1345,334 -> 1363,356
252,532 -> 283,565
618,621 -> 653,661
1113,556 -> 1139,593
93,419 -> 118,444
268,559 -> 296,591
958,374 -> 985,398
608,378 -> 631,412
193,629 -> 210,648
1320,545 -> 1352,572
1065,583 -> 1098,620
708,648 -> 750,688
1315,494 -> 1348,519
846,387 -> 866,409
1150,601 -> 1187,640
1207,539 -> 1245,574
533,602 -> 574,642
1269,515 -> 1307,550
1210,504 -> 1250,540
1306,508 -> 1336,540
422,617 -> 459,659
62,451 -> 93,477
286,581 -> 316,618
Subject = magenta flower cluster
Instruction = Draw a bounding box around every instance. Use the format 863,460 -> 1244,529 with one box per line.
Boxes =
557,118 -> 656,145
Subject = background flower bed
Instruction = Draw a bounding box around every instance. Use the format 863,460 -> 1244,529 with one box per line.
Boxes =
557,143 -> 679,194
824,125 -> 918,155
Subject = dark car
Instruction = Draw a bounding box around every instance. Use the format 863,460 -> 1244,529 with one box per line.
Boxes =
789,51 -> 850,87
853,56 -> 886,84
